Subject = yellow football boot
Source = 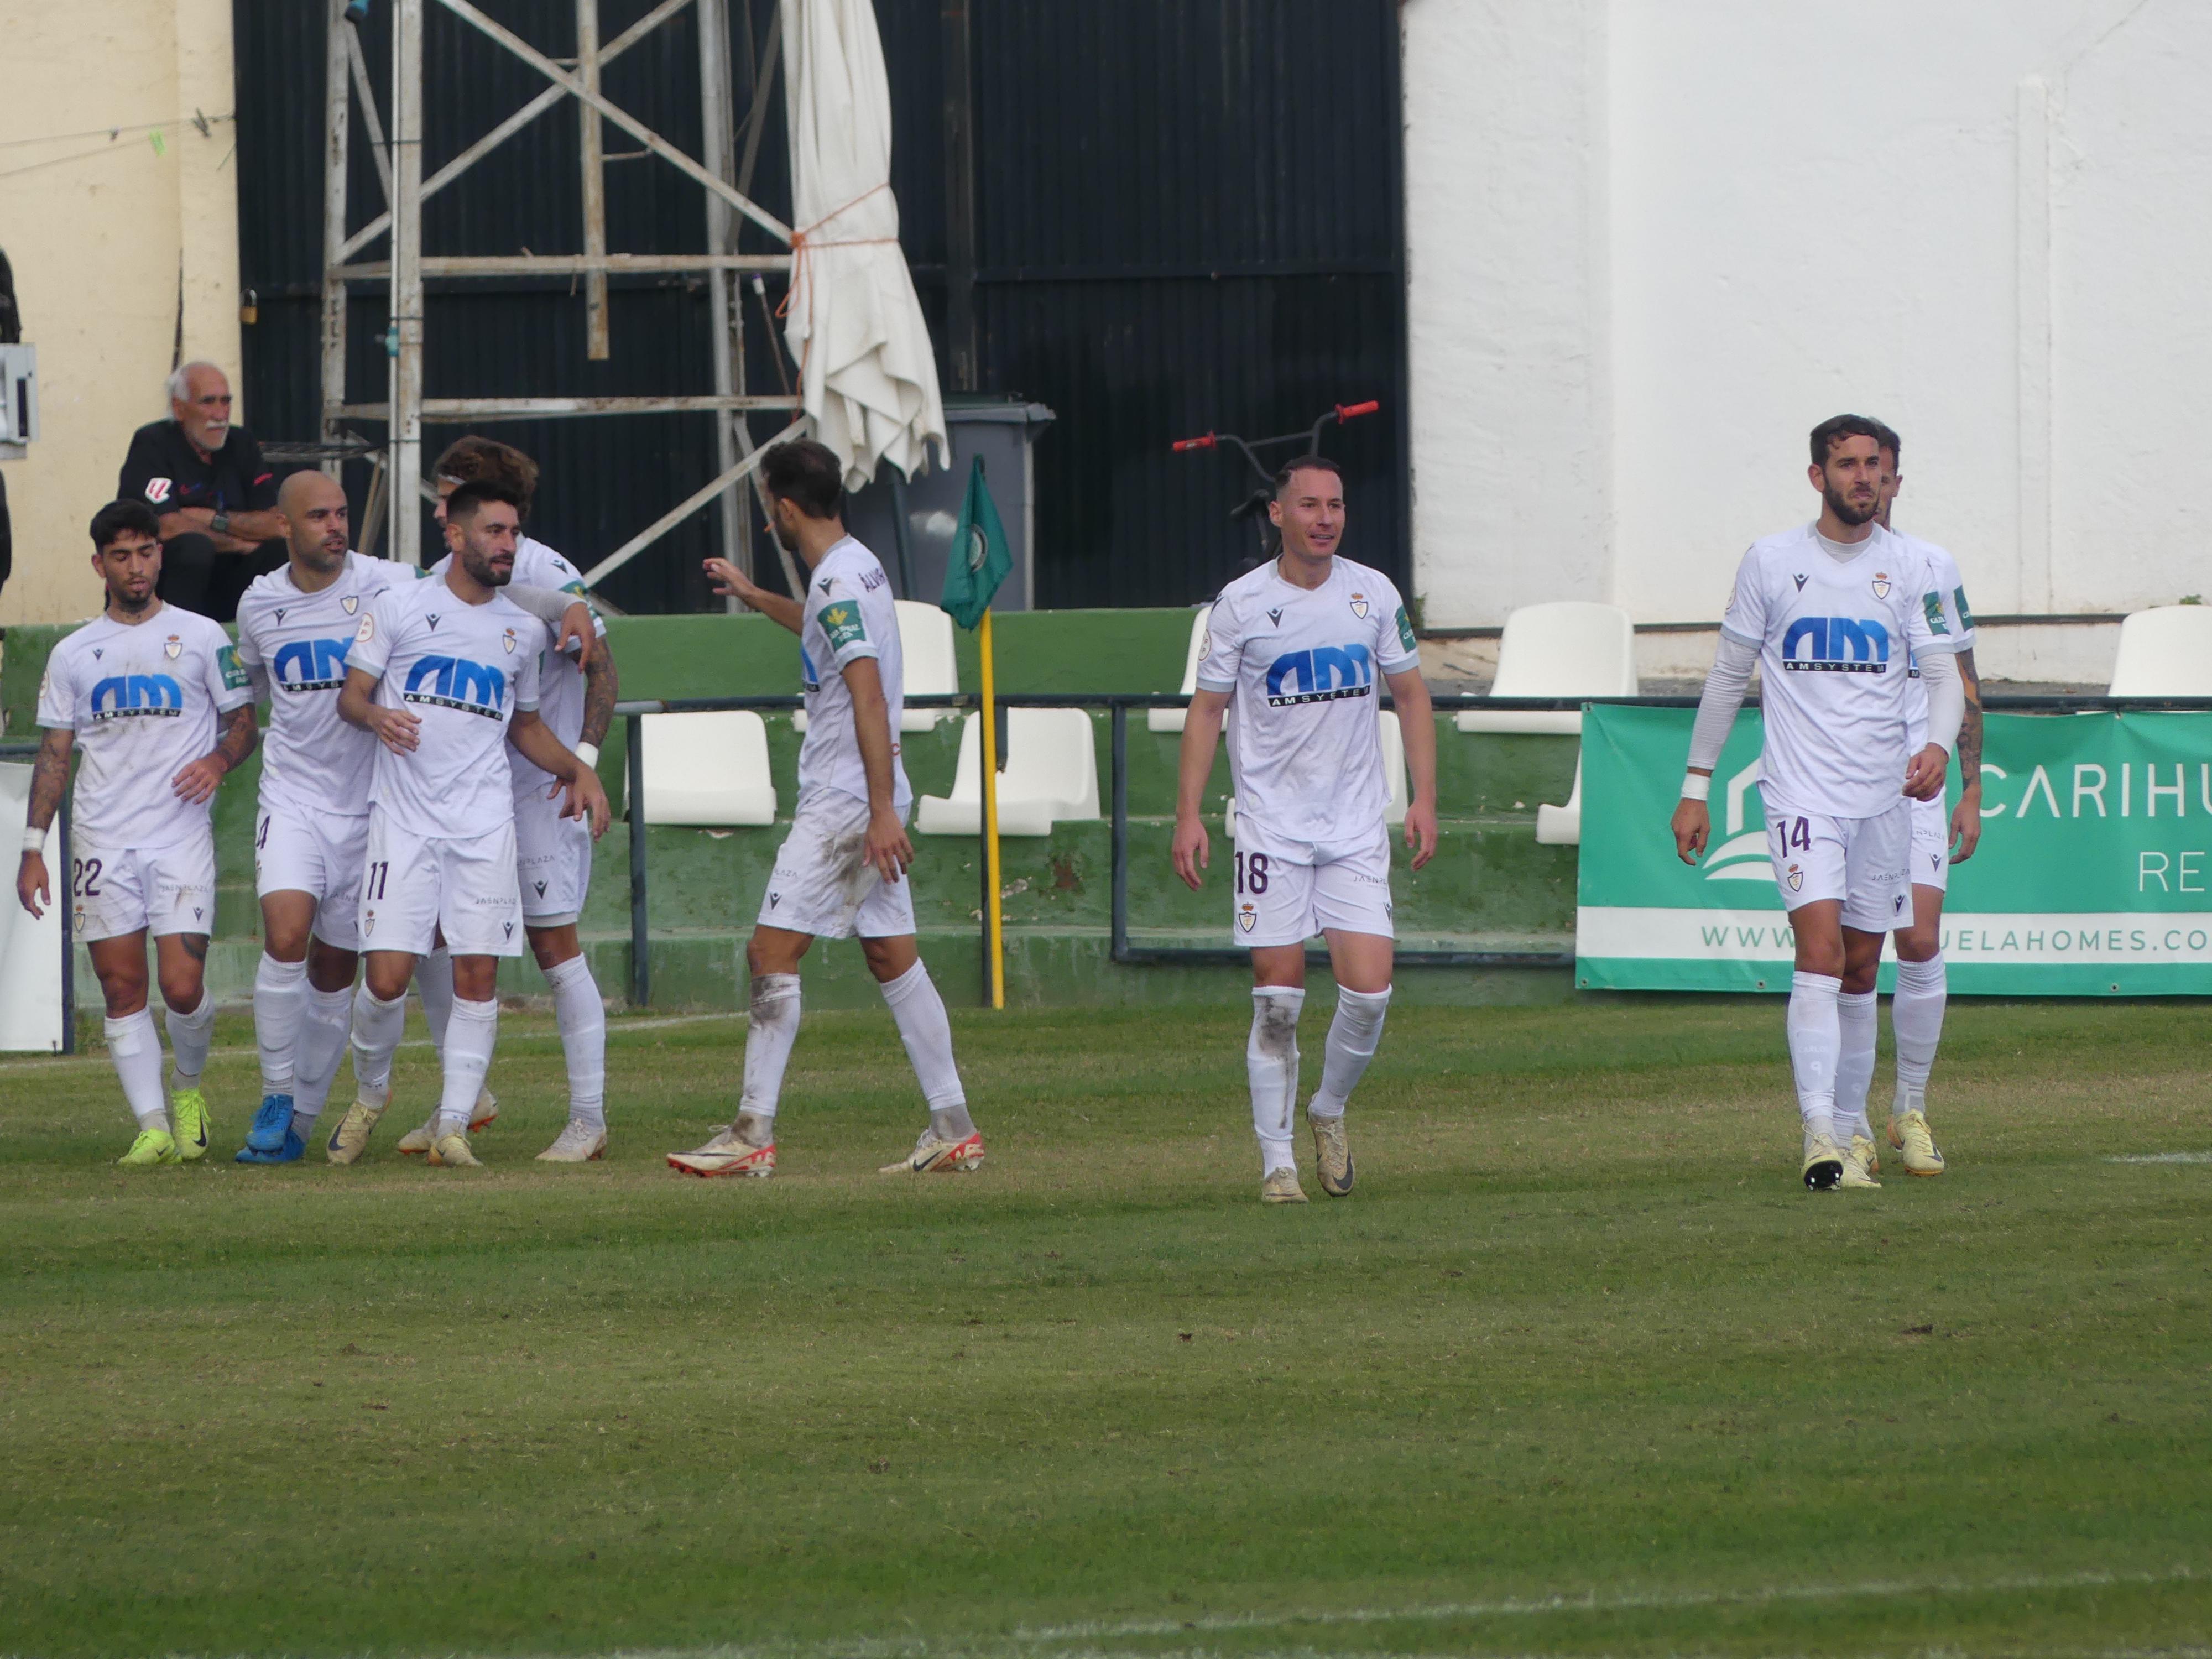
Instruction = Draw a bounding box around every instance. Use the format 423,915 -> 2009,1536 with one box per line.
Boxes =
169,1087 -> 212,1162
118,1128 -> 181,1168
1888,1109 -> 1947,1177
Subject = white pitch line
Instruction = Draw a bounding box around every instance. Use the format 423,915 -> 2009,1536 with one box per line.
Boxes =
0,1010 -> 747,1076
2106,1151 -> 2212,1164
1015,1562 -> 2206,1644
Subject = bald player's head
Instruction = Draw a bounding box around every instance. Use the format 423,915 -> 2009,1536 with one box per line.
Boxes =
279,469 -> 351,576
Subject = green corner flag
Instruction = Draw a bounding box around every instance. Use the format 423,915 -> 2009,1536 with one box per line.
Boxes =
940,456 -> 1011,631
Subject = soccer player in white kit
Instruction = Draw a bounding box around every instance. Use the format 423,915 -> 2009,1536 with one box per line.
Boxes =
1843,421 -> 1980,1179
396,437 -> 620,1162
15,500 -> 257,1165
1171,455 -> 1438,1203
1672,416 -> 1965,1191
233,470 -> 600,1164
335,481 -> 612,1168
666,439 -> 983,1179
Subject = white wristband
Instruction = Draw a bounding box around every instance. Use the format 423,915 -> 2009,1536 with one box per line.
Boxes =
22,825 -> 48,855
1680,773 -> 1712,802
573,742 -> 600,771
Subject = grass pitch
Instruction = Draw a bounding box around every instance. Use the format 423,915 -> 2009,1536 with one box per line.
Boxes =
1,994 -> 2208,1658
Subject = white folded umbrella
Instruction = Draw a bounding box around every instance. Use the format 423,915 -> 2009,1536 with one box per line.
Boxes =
781,0 -> 948,489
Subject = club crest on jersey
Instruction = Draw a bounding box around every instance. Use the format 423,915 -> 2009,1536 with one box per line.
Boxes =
1871,572 -> 1891,599
502,628 -> 518,654
1785,863 -> 1803,893
342,595 -> 359,615
163,634 -> 182,660
1348,592 -> 1370,619
1238,902 -> 1257,933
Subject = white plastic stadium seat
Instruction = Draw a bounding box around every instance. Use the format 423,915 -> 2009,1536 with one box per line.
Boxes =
1148,606 -> 1217,734
1454,601 -> 1637,736
915,708 -> 1101,837
2107,606 -> 2212,696
1535,757 -> 1583,846
1229,711 -> 1406,838
630,710 -> 777,826
796,599 -> 959,734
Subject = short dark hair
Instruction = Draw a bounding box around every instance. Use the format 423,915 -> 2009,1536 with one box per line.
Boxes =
1869,419 -> 1902,467
1809,414 -> 1887,467
89,499 -> 160,551
1274,453 -> 1344,497
445,479 -> 524,523
761,439 -> 845,520
434,435 -> 539,514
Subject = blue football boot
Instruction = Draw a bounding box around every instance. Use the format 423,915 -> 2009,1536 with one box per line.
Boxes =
235,1126 -> 306,1164
241,1094 -> 296,1157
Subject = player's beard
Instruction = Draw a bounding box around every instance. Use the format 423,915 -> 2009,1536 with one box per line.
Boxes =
109,583 -> 154,617
1823,480 -> 1879,528
461,545 -> 513,587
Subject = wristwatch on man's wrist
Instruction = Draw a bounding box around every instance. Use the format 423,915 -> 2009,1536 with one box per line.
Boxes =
210,510 -> 232,537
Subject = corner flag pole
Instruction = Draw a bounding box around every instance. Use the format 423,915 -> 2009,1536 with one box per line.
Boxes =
978,606 -> 1006,1010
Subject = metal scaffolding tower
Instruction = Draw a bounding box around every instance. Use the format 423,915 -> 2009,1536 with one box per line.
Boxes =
318,0 -> 804,583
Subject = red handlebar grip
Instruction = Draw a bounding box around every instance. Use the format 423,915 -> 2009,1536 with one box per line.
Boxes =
1171,433 -> 1217,452
1338,400 -> 1380,421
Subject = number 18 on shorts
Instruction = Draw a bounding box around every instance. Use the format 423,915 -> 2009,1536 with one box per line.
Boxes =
1229,826 -> 1396,948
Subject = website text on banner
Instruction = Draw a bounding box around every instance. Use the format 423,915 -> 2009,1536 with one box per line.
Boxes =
1579,705 -> 2212,996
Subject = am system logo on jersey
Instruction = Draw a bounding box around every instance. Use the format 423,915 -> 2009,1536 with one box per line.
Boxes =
402,655 -> 507,717
1265,641 -> 1373,706
1780,616 -> 1890,674
272,637 -> 354,692
88,674 -> 185,721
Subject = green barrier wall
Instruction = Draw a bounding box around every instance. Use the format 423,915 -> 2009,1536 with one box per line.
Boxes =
3,612 -> 1579,1012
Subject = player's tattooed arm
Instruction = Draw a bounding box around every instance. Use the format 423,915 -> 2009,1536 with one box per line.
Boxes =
1949,647 -> 1985,863
174,703 -> 258,805
15,728 -> 71,920
579,639 -> 619,752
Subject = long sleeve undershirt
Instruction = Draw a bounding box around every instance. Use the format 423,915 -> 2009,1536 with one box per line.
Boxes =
1686,637 -> 1964,775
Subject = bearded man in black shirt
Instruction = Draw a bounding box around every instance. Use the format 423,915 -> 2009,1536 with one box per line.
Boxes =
116,361 -> 290,621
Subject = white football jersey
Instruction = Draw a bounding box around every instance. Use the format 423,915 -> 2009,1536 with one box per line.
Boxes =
1892,531 -> 1976,753
431,535 -> 601,805
236,551 -> 420,818
1197,555 -> 1421,843
36,603 -> 253,851
347,572 -> 544,840
796,538 -> 909,814
1719,522 -> 1961,821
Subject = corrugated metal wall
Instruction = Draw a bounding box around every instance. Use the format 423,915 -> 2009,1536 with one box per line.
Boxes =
232,0 -> 1406,612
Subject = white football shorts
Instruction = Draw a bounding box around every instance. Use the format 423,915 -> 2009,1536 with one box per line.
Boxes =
69,833 -> 217,943
757,787 -> 917,940
1909,792 -> 1951,894
254,804 -> 370,950
1765,800 -> 1912,932
1229,816 -> 1395,949
514,785 -> 593,926
359,811 -> 523,957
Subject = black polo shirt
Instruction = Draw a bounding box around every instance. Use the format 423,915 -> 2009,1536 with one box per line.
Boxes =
116,419 -> 278,528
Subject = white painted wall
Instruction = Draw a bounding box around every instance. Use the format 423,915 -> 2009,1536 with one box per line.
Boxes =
1405,0 -> 2212,632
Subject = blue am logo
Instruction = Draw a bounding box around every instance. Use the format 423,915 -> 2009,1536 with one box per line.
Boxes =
1780,617 -> 1890,675
273,637 -> 354,692
1265,641 -> 1373,707
89,674 -> 185,721
403,654 -> 507,718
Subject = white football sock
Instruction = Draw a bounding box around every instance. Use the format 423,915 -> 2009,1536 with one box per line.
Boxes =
1834,989 -> 1877,1145
416,945 -> 455,1054
165,989 -> 215,1091
543,954 -> 607,1131
253,953 -> 308,1094
106,1010 -> 170,1132
1786,971 -> 1842,1145
434,997 -> 499,1138
1892,953 -> 1947,1115
880,959 -> 972,1138
1308,984 -> 1391,1120
1247,987 -> 1305,1176
738,973 -> 802,1123
349,985 -> 408,1099
291,982 -> 357,1135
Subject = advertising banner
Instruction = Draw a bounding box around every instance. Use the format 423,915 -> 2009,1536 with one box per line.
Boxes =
1577,704 -> 2212,995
